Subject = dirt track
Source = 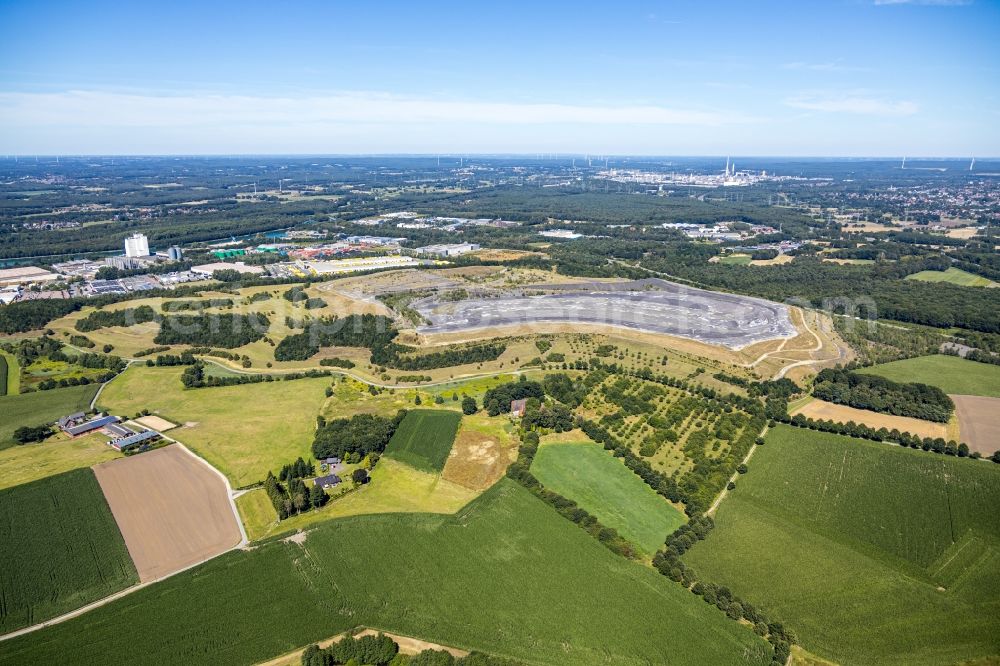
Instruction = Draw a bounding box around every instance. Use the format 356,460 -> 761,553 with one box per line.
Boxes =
93,445 -> 242,582
952,395 -> 1000,455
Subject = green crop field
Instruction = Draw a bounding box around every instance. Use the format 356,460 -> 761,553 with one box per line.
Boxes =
856,354 -> 1000,398
0,468 -> 138,634
383,409 -> 461,473
683,425 -> 1000,666
905,267 -> 995,287
0,383 -> 99,450
0,481 -> 770,666
98,366 -> 332,486
531,442 -> 685,555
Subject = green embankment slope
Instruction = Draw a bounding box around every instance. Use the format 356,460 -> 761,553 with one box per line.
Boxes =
684,425 -> 1000,666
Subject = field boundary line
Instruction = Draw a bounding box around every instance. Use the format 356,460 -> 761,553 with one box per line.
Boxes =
0,440 -> 246,643
90,360 -> 135,411
707,424 -> 768,517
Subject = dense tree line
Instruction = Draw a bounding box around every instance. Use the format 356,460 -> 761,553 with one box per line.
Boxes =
274,314 -> 396,361
133,345 -> 171,357
311,410 -> 407,460
161,298 -> 233,311
653,519 -> 795,666
379,342 -> 506,371
180,362 -> 332,388
301,634 -> 397,666
952,347 -> 1000,367
782,414 -> 977,458
813,367 -> 953,422
279,456 -> 316,481
262,468 -> 326,520
0,299 -> 80,334
520,399 -> 574,432
146,353 -> 197,366
154,312 -> 269,348
274,312 -> 507,370
13,424 -> 53,444
483,378 -> 545,416
541,373 -> 589,407
318,357 -> 355,368
69,334 -> 95,348
75,305 -> 159,332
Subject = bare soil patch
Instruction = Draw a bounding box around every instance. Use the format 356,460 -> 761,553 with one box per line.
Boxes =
133,414 -> 177,431
793,399 -> 947,440
441,427 -> 511,491
951,394 -> 1000,455
92,445 -> 242,582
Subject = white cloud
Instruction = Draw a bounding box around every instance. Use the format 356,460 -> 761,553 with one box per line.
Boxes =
0,89 -> 751,129
784,92 -> 918,116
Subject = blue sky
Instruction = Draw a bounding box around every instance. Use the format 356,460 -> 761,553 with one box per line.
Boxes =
0,0 -> 998,155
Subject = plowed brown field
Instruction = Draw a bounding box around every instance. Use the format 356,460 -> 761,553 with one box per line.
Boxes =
93,445 -> 242,582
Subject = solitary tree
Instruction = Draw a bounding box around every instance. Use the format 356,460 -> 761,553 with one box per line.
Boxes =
461,396 -> 478,415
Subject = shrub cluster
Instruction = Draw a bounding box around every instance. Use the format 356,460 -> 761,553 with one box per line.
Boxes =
318,357 -> 356,369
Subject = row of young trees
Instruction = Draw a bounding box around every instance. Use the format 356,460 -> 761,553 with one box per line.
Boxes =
653,519 -> 795,666
813,367 -> 953,423
180,362 -> 333,388
783,414 -> 985,459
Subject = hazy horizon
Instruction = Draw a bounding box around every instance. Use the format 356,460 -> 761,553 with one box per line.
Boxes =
2,0 -> 998,155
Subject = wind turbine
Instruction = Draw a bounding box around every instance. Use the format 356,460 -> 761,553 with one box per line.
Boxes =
970,157 -> 976,171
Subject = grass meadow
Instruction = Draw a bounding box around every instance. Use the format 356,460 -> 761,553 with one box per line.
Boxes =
0,383 -> 99,450
0,481 -> 770,666
531,441 -> 686,556
236,458 -> 478,541
683,425 -> 1000,666
0,431 -> 120,490
0,468 -> 138,634
383,409 -> 461,473
856,354 -> 1000,398
904,267 -> 995,287
98,366 -> 332,487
